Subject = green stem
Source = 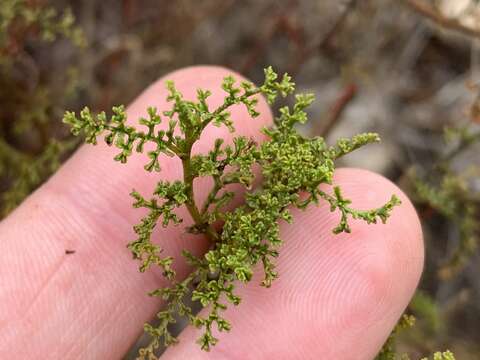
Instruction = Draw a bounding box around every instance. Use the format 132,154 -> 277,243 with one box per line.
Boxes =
201,175 -> 222,215
181,87 -> 262,242
182,142 -> 219,243
200,88 -> 261,131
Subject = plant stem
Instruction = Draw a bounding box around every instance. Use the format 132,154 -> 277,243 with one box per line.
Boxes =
182,142 -> 219,243
200,88 -> 262,131
181,86 -> 263,243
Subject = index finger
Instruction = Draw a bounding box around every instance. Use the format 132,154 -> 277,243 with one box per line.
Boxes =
0,66 -> 272,359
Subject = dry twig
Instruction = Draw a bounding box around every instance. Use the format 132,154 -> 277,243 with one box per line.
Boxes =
315,83 -> 357,137
405,0 -> 480,39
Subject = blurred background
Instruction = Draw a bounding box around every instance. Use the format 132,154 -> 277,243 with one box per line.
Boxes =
1,0 -> 479,358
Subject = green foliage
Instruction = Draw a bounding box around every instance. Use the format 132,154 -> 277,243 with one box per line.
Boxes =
376,314 -> 416,360
409,291 -> 442,335
413,126 -> 480,279
396,127 -> 479,360
0,138 -> 76,216
0,0 -> 85,58
425,351 -> 456,360
0,1 -> 84,217
64,67 -> 400,358
376,313 -> 455,360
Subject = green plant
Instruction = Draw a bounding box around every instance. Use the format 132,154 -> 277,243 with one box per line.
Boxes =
0,0 -> 85,58
376,314 -> 416,360
63,67 -> 401,358
413,126 -> 480,279
0,137 -> 76,215
380,125 -> 480,360
0,0 -> 85,217
375,311 -> 454,360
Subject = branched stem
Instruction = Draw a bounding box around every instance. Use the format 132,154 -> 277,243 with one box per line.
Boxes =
182,146 -> 220,243
63,66 -> 400,357
201,88 -> 262,130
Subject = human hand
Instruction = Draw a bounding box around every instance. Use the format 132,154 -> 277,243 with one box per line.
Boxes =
0,66 -> 423,359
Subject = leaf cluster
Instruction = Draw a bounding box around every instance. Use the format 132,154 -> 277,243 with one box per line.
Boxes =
64,66 -> 401,358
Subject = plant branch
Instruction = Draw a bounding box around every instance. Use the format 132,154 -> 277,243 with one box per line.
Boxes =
200,88 -> 262,132
182,148 -> 220,243
315,83 -> 357,137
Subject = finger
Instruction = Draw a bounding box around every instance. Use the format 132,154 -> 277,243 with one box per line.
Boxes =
0,66 -> 272,359
162,168 -> 424,360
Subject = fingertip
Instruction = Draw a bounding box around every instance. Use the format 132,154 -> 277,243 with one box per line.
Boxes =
280,167 -> 424,358
332,167 -> 424,277
331,167 -> 424,356
0,65 -> 275,359
164,167 -> 424,359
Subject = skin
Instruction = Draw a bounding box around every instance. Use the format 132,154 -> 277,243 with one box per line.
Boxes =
0,66 -> 424,360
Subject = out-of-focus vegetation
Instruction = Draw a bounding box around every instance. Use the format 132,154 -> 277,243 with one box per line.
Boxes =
1,0 -> 479,358
0,0 -> 85,216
